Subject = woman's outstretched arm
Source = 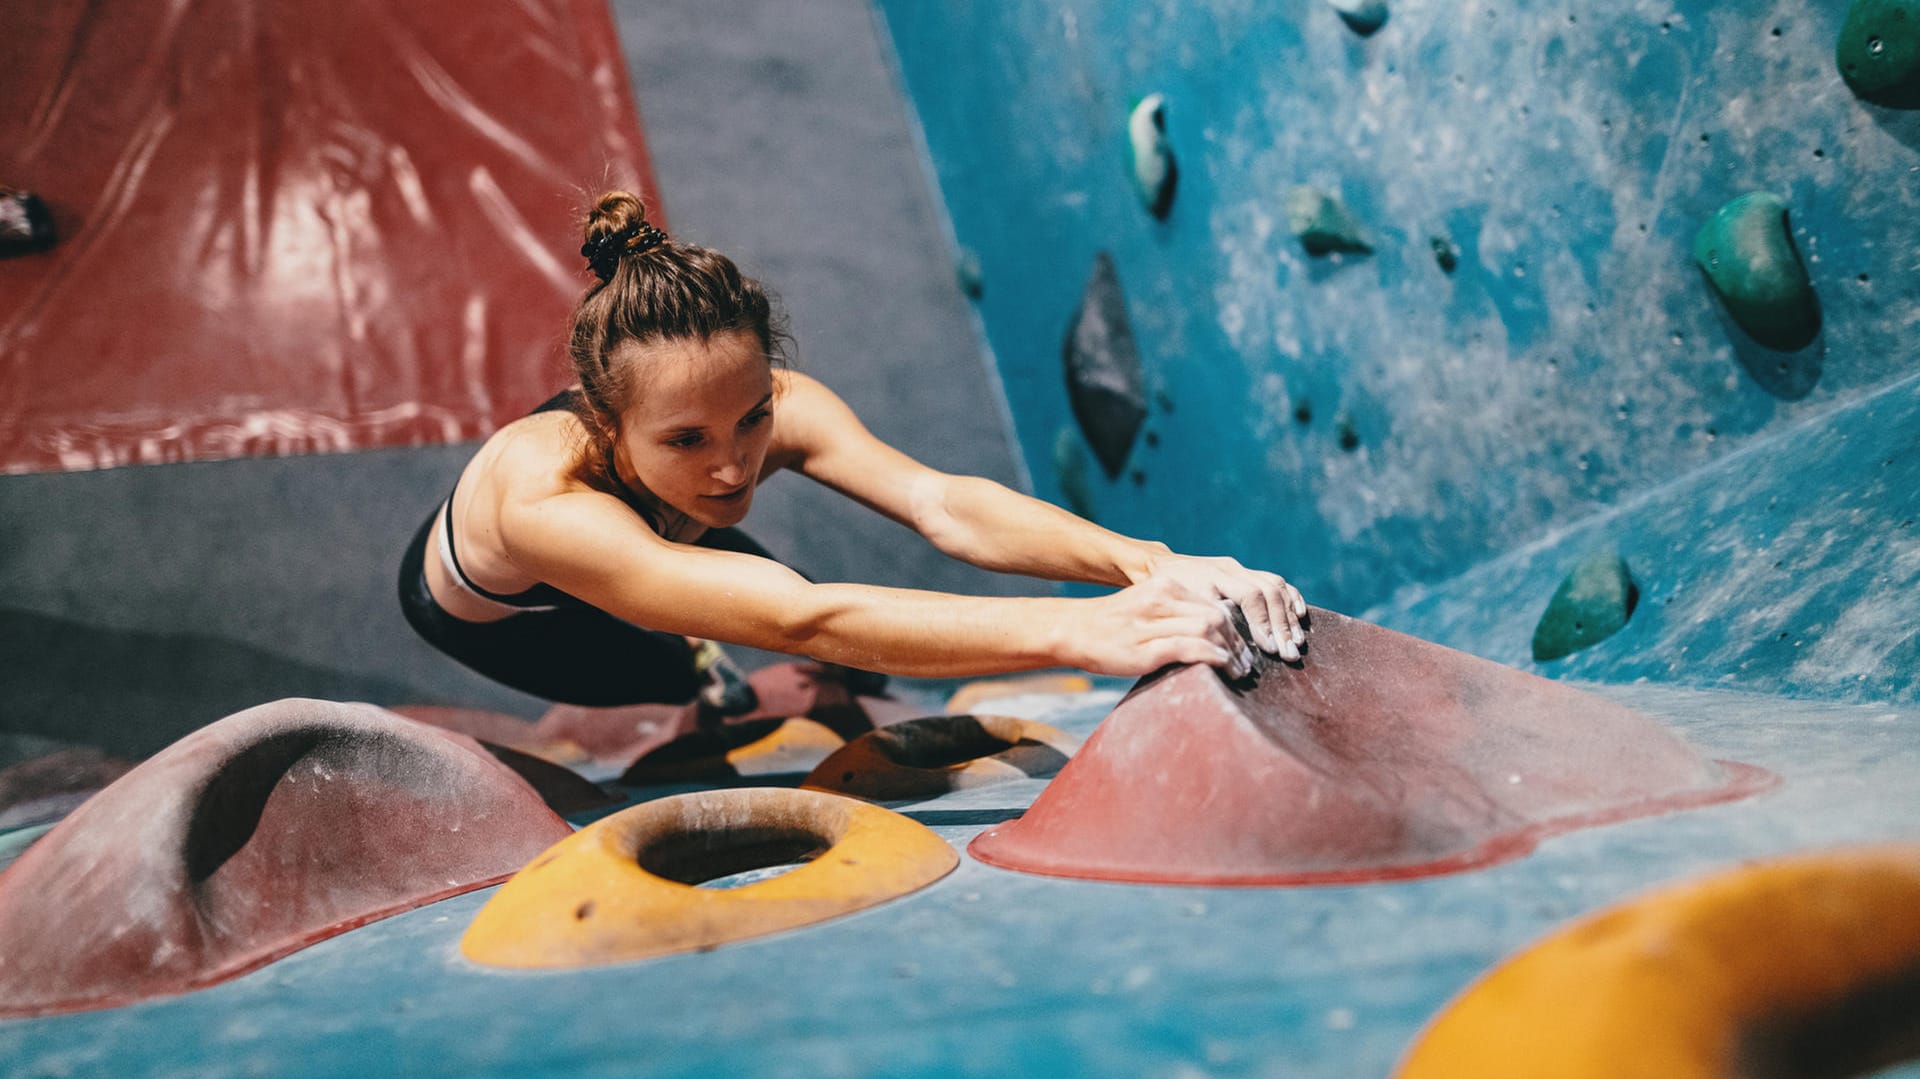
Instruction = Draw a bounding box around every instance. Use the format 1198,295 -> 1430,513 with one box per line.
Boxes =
497,485 -> 1255,679
778,372 -> 1308,659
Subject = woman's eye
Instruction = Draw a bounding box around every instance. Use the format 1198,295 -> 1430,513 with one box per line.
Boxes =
740,409 -> 770,429
667,434 -> 702,449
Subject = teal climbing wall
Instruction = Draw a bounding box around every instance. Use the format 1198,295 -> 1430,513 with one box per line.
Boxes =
872,0 -> 1920,701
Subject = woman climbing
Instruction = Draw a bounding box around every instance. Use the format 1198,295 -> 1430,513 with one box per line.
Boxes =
398,191 -> 1308,712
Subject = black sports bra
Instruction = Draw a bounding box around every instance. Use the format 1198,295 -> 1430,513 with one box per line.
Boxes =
436,388 -> 664,612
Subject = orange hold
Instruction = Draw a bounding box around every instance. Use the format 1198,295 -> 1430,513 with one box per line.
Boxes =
620,717 -> 846,785
804,714 -> 1081,801
1397,846 -> 1920,1078
461,788 -> 957,968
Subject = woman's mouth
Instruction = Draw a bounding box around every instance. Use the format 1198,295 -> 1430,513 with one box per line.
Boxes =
703,484 -> 751,505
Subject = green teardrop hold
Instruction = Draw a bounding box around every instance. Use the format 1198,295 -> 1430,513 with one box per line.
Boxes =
1532,550 -> 1638,662
1692,192 -> 1820,352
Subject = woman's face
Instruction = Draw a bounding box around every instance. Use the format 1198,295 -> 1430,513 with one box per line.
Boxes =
612,330 -> 775,530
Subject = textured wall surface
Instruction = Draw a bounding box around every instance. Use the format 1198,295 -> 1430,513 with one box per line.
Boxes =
873,0 -> 1920,699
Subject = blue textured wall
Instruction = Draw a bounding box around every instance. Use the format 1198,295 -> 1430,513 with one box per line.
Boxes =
873,0 -> 1920,699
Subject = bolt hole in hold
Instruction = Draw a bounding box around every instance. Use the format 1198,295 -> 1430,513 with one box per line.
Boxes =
635,824 -> 832,890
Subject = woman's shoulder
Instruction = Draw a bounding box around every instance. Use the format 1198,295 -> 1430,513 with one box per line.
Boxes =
477,408 -> 599,505
767,368 -> 839,470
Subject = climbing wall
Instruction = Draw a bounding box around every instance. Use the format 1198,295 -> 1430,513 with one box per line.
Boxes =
872,0 -> 1920,699
0,0 -> 661,474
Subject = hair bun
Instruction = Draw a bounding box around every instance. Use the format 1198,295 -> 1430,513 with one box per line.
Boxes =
580,191 -> 669,282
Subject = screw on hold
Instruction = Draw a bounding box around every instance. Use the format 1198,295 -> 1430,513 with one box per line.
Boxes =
1531,550 -> 1639,661
1836,1 -> 1920,107
956,249 -> 984,299
1692,192 -> 1821,357
1327,0 -> 1390,36
1128,94 -> 1178,220
1288,187 -> 1373,256
1335,415 -> 1360,451
1062,253 -> 1148,478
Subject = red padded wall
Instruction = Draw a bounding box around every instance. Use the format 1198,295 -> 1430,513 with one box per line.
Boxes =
0,0 -> 663,473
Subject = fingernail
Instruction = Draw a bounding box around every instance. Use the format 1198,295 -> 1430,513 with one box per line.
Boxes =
1283,642 -> 1300,661
1293,627 -> 1306,645
1267,631 -> 1283,653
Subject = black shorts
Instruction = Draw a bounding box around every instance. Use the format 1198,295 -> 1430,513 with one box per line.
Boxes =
397,509 -> 787,707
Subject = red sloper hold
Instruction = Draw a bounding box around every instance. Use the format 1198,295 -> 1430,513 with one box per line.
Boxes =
969,608 -> 1775,886
0,699 -> 572,1017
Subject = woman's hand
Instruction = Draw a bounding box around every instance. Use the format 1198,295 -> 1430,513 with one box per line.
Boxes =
1056,575 -> 1265,679
1133,554 -> 1308,661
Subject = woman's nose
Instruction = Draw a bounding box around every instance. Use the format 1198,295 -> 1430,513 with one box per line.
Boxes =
712,446 -> 748,485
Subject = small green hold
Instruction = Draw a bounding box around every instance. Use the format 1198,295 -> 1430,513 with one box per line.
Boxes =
1053,427 -> 1096,521
1287,187 -> 1372,256
956,249 -> 984,299
1334,413 -> 1360,451
1837,0 -> 1920,108
1430,235 -> 1460,274
1693,192 -> 1821,352
1327,0 -> 1389,36
1532,550 -> 1639,662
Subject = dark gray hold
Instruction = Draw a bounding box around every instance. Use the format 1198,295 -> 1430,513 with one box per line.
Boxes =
1063,253 -> 1148,479
1431,235 -> 1460,274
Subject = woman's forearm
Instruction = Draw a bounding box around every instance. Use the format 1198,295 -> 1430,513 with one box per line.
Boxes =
917,474 -> 1170,586
773,583 -> 1082,678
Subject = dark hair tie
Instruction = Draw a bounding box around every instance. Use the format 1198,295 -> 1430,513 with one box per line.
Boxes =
581,221 -> 669,282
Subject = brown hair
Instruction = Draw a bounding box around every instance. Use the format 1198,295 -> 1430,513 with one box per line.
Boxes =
566,190 -> 791,490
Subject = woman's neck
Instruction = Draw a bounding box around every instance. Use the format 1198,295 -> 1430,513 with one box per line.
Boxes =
605,442 -> 703,542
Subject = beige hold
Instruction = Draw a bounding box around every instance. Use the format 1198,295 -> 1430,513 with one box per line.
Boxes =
945,673 -> 1094,714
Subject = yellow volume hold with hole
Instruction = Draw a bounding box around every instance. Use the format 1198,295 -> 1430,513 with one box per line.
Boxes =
1397,845 -> 1920,1078
461,787 -> 957,969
